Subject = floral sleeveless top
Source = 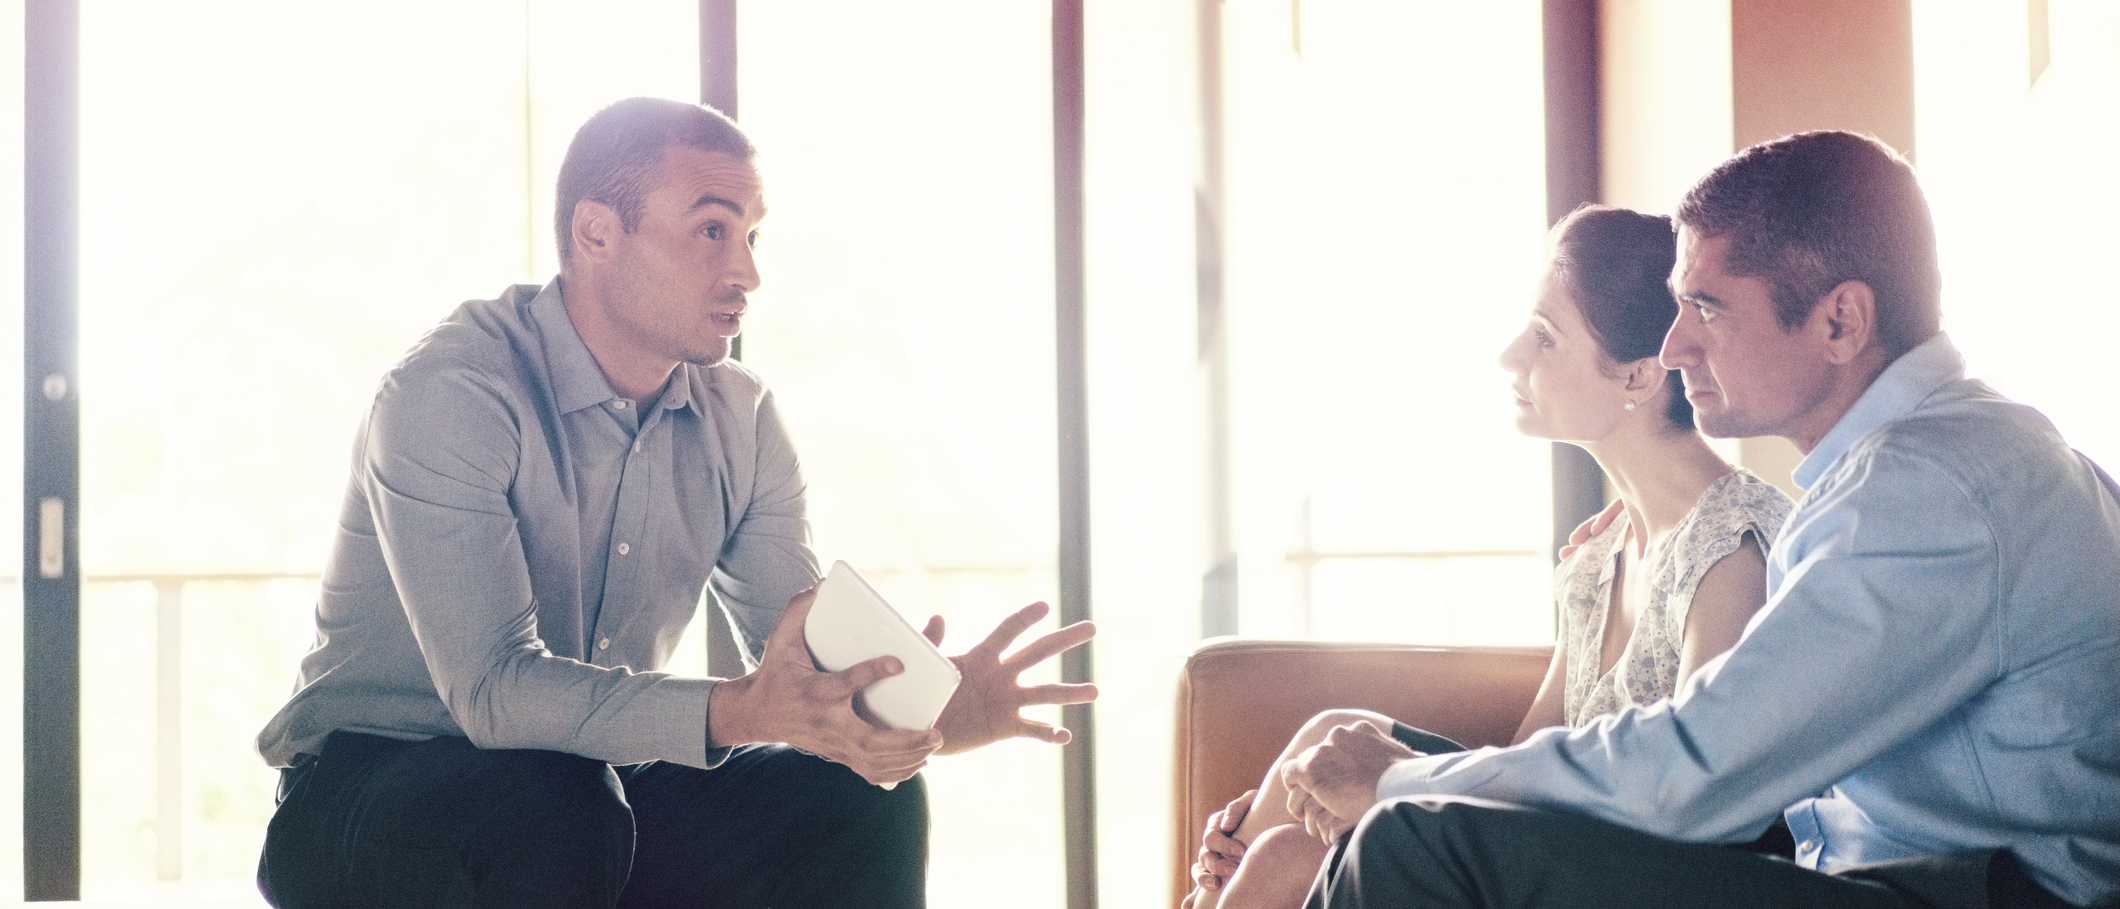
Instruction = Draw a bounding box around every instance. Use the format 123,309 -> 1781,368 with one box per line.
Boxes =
1556,469 -> 1793,727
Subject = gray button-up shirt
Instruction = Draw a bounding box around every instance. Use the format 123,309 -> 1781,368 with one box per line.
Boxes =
257,280 -> 818,770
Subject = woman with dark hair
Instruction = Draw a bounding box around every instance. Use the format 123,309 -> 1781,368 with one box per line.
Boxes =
1183,205 -> 1794,909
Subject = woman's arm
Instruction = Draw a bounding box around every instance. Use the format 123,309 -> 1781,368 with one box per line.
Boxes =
1675,532 -> 1769,688
1510,642 -> 1569,745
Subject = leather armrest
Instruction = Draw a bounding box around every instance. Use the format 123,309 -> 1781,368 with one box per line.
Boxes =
1169,639 -> 1551,905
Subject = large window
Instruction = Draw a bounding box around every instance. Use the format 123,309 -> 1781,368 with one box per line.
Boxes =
2,0 -> 27,895
22,2 -> 1557,905
68,1 -> 699,899
1080,1 -> 1552,901
1218,0 -> 1550,647
1913,0 -> 2120,470
728,4 -> 1066,906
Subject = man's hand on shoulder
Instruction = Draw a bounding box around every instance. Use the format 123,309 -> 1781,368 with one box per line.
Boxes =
923,601 -> 1098,756
1557,498 -> 1624,560
707,588 -> 942,786
1280,722 -> 1419,843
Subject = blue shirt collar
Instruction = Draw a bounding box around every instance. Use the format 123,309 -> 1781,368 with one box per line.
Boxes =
1793,332 -> 1966,489
530,278 -> 698,416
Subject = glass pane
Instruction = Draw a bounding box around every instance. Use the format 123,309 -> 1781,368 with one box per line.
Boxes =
1069,3 -> 1553,901
1223,1 -> 1552,643
1914,0 -> 2120,470
1075,4 -> 1217,903
734,4 -> 1062,907
1,0 -> 28,895
76,1 -> 695,899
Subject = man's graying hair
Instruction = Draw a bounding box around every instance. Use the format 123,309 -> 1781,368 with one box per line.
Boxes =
1676,130 -> 1942,358
555,97 -> 756,269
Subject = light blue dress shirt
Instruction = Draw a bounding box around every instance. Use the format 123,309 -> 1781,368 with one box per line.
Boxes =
1377,334 -> 2120,906
257,281 -> 819,771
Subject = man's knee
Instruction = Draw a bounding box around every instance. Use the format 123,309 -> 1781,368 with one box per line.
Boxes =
1354,796 -> 1538,858
448,748 -> 633,908
476,747 -> 633,850
845,764 -> 931,847
1315,797 -> 1535,909
260,740 -> 635,908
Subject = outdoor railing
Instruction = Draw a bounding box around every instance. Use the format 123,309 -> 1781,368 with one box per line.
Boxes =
83,571 -> 321,883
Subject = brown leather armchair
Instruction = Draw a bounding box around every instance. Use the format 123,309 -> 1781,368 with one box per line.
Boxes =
1170,639 -> 1552,906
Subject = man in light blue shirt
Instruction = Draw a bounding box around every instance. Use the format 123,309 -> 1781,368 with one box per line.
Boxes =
1284,131 -> 2120,908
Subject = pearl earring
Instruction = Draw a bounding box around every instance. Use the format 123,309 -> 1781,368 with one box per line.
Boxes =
1623,401 -> 1637,412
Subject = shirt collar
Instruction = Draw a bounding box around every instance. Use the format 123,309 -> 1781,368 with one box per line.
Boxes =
1792,332 -> 1966,489
529,278 -> 699,416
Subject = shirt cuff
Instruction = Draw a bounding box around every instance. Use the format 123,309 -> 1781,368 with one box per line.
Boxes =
697,679 -> 735,770
1376,748 -> 1492,802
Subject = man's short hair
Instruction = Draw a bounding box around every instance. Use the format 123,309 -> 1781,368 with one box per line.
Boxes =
1675,130 -> 1941,357
554,97 -> 756,270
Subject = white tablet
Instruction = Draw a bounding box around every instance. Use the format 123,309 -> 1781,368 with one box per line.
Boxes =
804,561 -> 961,732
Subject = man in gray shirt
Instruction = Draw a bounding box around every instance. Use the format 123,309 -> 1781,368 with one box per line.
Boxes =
255,97 -> 1096,909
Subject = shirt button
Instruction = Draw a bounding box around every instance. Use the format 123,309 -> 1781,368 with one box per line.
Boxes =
617,542 -> 630,555
614,400 -> 627,410
597,638 -> 611,650
633,440 -> 642,453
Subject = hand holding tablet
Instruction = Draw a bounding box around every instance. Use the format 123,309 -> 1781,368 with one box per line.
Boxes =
804,561 -> 962,732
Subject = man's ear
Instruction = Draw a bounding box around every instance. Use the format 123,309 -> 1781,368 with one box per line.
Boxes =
569,199 -> 622,266
1813,280 -> 1878,366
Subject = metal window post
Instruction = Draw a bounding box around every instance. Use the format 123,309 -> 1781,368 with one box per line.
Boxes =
24,0 -> 83,899
1542,0 -> 1608,575
1051,4 -> 1097,907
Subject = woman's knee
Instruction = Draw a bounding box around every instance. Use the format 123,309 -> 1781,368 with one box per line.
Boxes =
1295,709 -> 1395,747
1248,824 -> 1332,864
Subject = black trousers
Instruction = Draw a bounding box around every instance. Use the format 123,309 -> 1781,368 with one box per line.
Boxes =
1307,796 -> 2075,909
257,731 -> 929,909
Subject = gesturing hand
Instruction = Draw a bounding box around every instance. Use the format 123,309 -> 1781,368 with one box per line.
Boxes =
1280,723 -> 1418,844
707,588 -> 943,786
921,601 -> 1098,755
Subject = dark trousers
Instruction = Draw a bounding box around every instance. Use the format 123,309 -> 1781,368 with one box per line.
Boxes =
257,731 -> 929,909
1308,796 -> 2075,909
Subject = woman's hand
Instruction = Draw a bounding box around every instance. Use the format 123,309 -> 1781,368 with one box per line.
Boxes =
1557,498 -> 1624,559
1193,789 -> 1257,894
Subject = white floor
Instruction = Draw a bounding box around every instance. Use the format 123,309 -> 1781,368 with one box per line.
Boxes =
1,878 -> 267,907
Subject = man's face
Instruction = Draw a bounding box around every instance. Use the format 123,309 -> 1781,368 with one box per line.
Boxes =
1660,229 -> 1836,444
599,145 -> 766,369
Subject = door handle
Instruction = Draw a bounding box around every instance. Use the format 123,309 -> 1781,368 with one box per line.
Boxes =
39,496 -> 64,579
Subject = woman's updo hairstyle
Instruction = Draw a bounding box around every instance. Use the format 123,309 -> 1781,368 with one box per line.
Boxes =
1548,204 -> 1693,431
